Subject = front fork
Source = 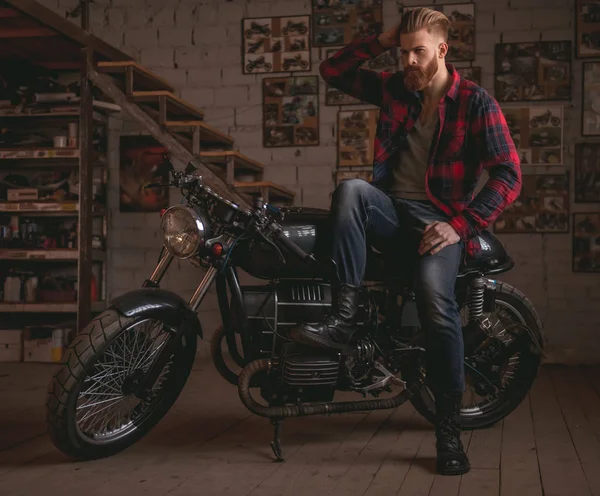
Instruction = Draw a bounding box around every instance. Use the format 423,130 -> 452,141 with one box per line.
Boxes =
142,248 -> 218,312
135,249 -> 219,397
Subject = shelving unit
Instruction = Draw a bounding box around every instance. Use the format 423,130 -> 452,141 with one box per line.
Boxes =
0,0 -> 131,362
0,106 -> 113,360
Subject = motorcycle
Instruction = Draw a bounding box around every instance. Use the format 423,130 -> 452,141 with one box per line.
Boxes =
245,56 -> 272,73
45,157 -> 545,462
530,110 -> 561,128
244,21 -> 271,39
282,54 -> 309,71
282,20 -> 308,36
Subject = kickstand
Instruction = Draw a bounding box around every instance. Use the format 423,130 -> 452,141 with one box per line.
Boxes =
270,418 -> 284,462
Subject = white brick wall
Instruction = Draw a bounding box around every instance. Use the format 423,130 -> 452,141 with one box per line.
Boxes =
48,0 -> 600,363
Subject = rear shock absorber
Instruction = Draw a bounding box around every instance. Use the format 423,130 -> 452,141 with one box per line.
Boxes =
464,276 -> 492,355
469,276 -> 486,321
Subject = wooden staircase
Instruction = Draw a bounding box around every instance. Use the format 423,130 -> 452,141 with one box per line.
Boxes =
96,60 -> 295,206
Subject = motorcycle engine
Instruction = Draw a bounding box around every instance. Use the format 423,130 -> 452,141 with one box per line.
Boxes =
241,280 -> 374,403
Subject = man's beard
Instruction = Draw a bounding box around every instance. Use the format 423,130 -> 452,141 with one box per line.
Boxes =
403,57 -> 439,92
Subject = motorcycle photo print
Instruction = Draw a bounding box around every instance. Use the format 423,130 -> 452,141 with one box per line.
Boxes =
241,15 -> 311,75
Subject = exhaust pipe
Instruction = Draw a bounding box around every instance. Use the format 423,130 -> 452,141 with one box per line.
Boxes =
237,359 -> 419,419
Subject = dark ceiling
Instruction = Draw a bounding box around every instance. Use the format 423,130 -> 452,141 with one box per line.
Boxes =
0,0 -> 131,72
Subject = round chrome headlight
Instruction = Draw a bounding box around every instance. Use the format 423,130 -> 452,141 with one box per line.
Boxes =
160,206 -> 205,259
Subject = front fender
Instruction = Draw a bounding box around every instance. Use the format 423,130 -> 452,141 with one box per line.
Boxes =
110,288 -> 203,339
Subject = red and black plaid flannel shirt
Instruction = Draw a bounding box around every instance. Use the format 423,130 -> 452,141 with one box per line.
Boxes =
321,34 -> 522,257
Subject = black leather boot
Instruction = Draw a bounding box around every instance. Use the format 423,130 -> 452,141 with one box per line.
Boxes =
435,391 -> 470,476
288,283 -> 360,354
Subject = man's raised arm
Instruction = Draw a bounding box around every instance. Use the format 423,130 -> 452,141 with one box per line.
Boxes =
319,28 -> 398,107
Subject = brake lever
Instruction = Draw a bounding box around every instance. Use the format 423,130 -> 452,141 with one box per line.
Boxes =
256,228 -> 286,264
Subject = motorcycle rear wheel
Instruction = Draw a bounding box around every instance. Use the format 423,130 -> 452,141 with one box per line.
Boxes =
408,281 -> 544,430
45,309 -> 196,460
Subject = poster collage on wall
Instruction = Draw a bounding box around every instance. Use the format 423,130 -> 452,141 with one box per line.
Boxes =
228,0 -> 600,272
489,0 -> 600,272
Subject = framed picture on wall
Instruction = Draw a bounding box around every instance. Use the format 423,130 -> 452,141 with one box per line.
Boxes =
582,61 -> 600,136
241,16 -> 311,74
573,212 -> 600,272
500,106 -> 564,165
119,136 -> 170,213
323,46 -> 398,106
262,75 -> 319,147
493,173 -> 569,234
456,66 -> 482,85
403,3 -> 475,61
311,0 -> 383,47
494,41 -> 571,102
337,109 -> 379,167
575,0 -> 600,59
574,143 -> 600,203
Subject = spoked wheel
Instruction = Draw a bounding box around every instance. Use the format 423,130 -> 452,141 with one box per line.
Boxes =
408,282 -> 544,430
46,309 -> 196,460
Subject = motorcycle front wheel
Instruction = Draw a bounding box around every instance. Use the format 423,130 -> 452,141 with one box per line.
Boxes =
45,309 -> 197,460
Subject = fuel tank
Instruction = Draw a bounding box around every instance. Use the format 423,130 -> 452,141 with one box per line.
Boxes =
234,206 -> 514,281
235,207 -> 332,280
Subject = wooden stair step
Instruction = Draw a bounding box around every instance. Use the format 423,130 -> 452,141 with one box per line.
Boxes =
234,181 -> 295,203
132,91 -> 204,123
166,121 -> 233,150
97,61 -> 174,93
200,150 -> 263,183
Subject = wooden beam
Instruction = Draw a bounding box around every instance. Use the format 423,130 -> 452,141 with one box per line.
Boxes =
3,0 -> 132,62
158,94 -> 167,125
88,68 -> 250,209
192,125 -> 200,155
226,155 -> 234,185
0,27 -> 59,38
77,47 -> 94,332
125,65 -> 134,96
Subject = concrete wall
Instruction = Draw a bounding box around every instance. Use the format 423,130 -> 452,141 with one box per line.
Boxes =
40,0 -> 600,363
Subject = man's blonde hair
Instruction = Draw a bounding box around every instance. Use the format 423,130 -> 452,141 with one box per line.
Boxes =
398,7 -> 450,42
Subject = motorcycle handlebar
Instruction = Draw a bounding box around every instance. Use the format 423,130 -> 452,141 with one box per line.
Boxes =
271,225 -> 313,263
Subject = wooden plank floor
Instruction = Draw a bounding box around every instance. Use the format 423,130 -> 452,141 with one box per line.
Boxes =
1,360 -> 599,496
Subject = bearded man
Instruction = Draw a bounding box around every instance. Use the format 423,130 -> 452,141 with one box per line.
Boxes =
288,7 -> 521,476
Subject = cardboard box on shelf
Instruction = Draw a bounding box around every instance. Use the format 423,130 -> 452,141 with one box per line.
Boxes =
0,329 -> 22,362
22,325 -> 72,363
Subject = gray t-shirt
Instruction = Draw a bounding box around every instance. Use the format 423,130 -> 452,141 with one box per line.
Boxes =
390,111 -> 439,200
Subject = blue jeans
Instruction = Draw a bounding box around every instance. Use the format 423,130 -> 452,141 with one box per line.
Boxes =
329,179 -> 465,395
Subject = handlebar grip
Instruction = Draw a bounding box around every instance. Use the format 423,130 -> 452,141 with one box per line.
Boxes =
273,227 -> 311,262
265,203 -> 281,216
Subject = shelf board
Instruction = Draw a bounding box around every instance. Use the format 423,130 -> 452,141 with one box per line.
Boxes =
0,159 -> 105,169
0,202 -> 105,216
0,302 -> 106,313
0,148 -> 80,160
0,109 -> 107,122
0,249 -> 105,261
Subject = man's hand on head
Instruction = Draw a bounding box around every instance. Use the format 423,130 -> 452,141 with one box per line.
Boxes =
419,221 -> 460,256
377,23 -> 400,49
